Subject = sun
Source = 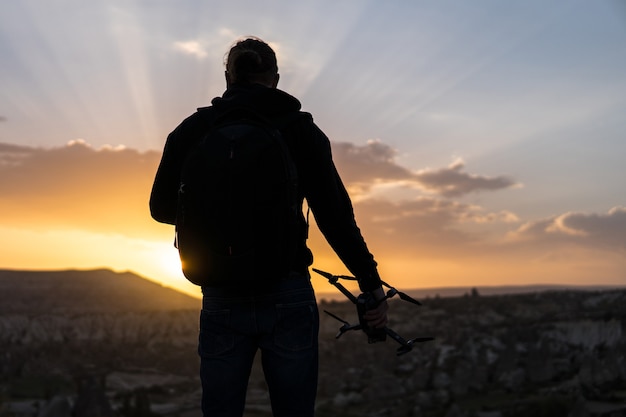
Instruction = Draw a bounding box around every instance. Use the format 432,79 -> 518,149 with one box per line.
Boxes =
148,246 -> 203,298
155,246 -> 184,279
132,239 -> 188,290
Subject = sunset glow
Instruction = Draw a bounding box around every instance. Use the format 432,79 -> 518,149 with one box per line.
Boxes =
0,1 -> 624,297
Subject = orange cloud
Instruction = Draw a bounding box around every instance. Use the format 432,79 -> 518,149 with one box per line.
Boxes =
509,207 -> 626,250
0,141 -> 163,239
1,140 -> 624,290
331,141 -> 520,197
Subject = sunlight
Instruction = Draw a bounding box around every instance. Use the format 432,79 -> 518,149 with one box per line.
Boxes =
273,2 -> 369,97
152,244 -> 184,280
1,1 -> 625,300
107,4 -> 159,149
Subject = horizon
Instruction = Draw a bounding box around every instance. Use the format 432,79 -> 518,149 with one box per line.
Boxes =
0,1 -> 624,297
3,266 -> 625,302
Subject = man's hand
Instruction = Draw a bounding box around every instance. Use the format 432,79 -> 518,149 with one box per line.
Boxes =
363,287 -> 389,329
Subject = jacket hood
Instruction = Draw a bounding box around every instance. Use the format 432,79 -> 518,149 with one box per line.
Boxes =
209,84 -> 302,118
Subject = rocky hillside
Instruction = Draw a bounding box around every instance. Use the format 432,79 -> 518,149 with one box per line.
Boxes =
0,270 -> 625,417
315,290 -> 626,417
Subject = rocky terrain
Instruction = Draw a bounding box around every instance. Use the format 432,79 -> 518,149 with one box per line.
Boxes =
0,269 -> 625,417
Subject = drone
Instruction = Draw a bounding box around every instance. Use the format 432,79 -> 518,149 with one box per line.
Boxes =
313,268 -> 434,356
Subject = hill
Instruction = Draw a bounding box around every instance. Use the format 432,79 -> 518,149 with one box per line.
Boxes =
0,268 -> 200,314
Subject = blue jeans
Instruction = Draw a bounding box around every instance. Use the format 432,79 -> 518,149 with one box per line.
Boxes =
199,273 -> 319,417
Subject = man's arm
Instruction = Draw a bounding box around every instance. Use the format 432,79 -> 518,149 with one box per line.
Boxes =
297,120 -> 382,293
149,131 -> 183,225
149,110 -> 212,225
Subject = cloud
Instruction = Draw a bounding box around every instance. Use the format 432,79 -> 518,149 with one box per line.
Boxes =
4,139 -> 621,259
414,158 -> 520,197
173,40 -> 208,59
0,140 -> 162,239
331,140 -> 414,192
509,207 -> 626,250
171,29 -> 241,61
1,140 -> 623,286
331,141 -> 520,197
0,139 -> 524,244
0,116 -> 6,122
344,197 -> 520,259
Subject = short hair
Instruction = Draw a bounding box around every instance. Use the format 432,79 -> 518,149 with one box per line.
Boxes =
225,37 -> 278,85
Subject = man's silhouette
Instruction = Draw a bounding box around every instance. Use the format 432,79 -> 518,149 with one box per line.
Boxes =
150,36 -> 388,417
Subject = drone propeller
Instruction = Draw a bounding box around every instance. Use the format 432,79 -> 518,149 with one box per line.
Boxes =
379,282 -> 421,306
397,336 -> 435,355
323,310 -> 362,338
385,327 -> 435,356
410,336 -> 436,343
396,291 -> 422,306
323,310 -> 349,325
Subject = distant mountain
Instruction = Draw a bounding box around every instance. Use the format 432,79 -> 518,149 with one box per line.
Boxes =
406,283 -> 626,298
0,268 -> 200,314
316,283 -> 626,301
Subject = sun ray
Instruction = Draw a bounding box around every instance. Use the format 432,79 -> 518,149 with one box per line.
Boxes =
107,5 -> 160,149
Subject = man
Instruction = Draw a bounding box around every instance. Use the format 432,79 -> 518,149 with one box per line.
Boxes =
150,37 -> 388,417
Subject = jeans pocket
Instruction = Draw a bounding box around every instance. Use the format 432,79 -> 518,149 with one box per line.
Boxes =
199,309 -> 234,357
275,300 -> 317,352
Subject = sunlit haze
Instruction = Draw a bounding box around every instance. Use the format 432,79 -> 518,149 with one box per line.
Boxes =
1,1 -> 625,298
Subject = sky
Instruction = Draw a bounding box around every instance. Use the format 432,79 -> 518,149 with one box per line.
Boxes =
0,0 -> 625,298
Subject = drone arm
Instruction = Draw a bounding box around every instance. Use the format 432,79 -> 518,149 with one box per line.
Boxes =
313,268 -> 358,304
384,326 -> 409,346
332,280 -> 359,304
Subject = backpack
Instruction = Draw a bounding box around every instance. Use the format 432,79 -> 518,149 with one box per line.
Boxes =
175,108 -> 301,287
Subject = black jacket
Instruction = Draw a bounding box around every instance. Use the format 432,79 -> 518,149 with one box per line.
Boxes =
149,84 -> 382,291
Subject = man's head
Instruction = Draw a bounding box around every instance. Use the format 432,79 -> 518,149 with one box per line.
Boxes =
225,37 -> 279,88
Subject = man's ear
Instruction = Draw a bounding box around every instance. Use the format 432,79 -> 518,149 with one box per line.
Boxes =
225,71 -> 232,88
272,73 -> 280,88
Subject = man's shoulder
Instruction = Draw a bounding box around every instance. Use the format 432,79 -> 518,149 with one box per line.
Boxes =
277,110 -> 313,129
172,107 -> 214,134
